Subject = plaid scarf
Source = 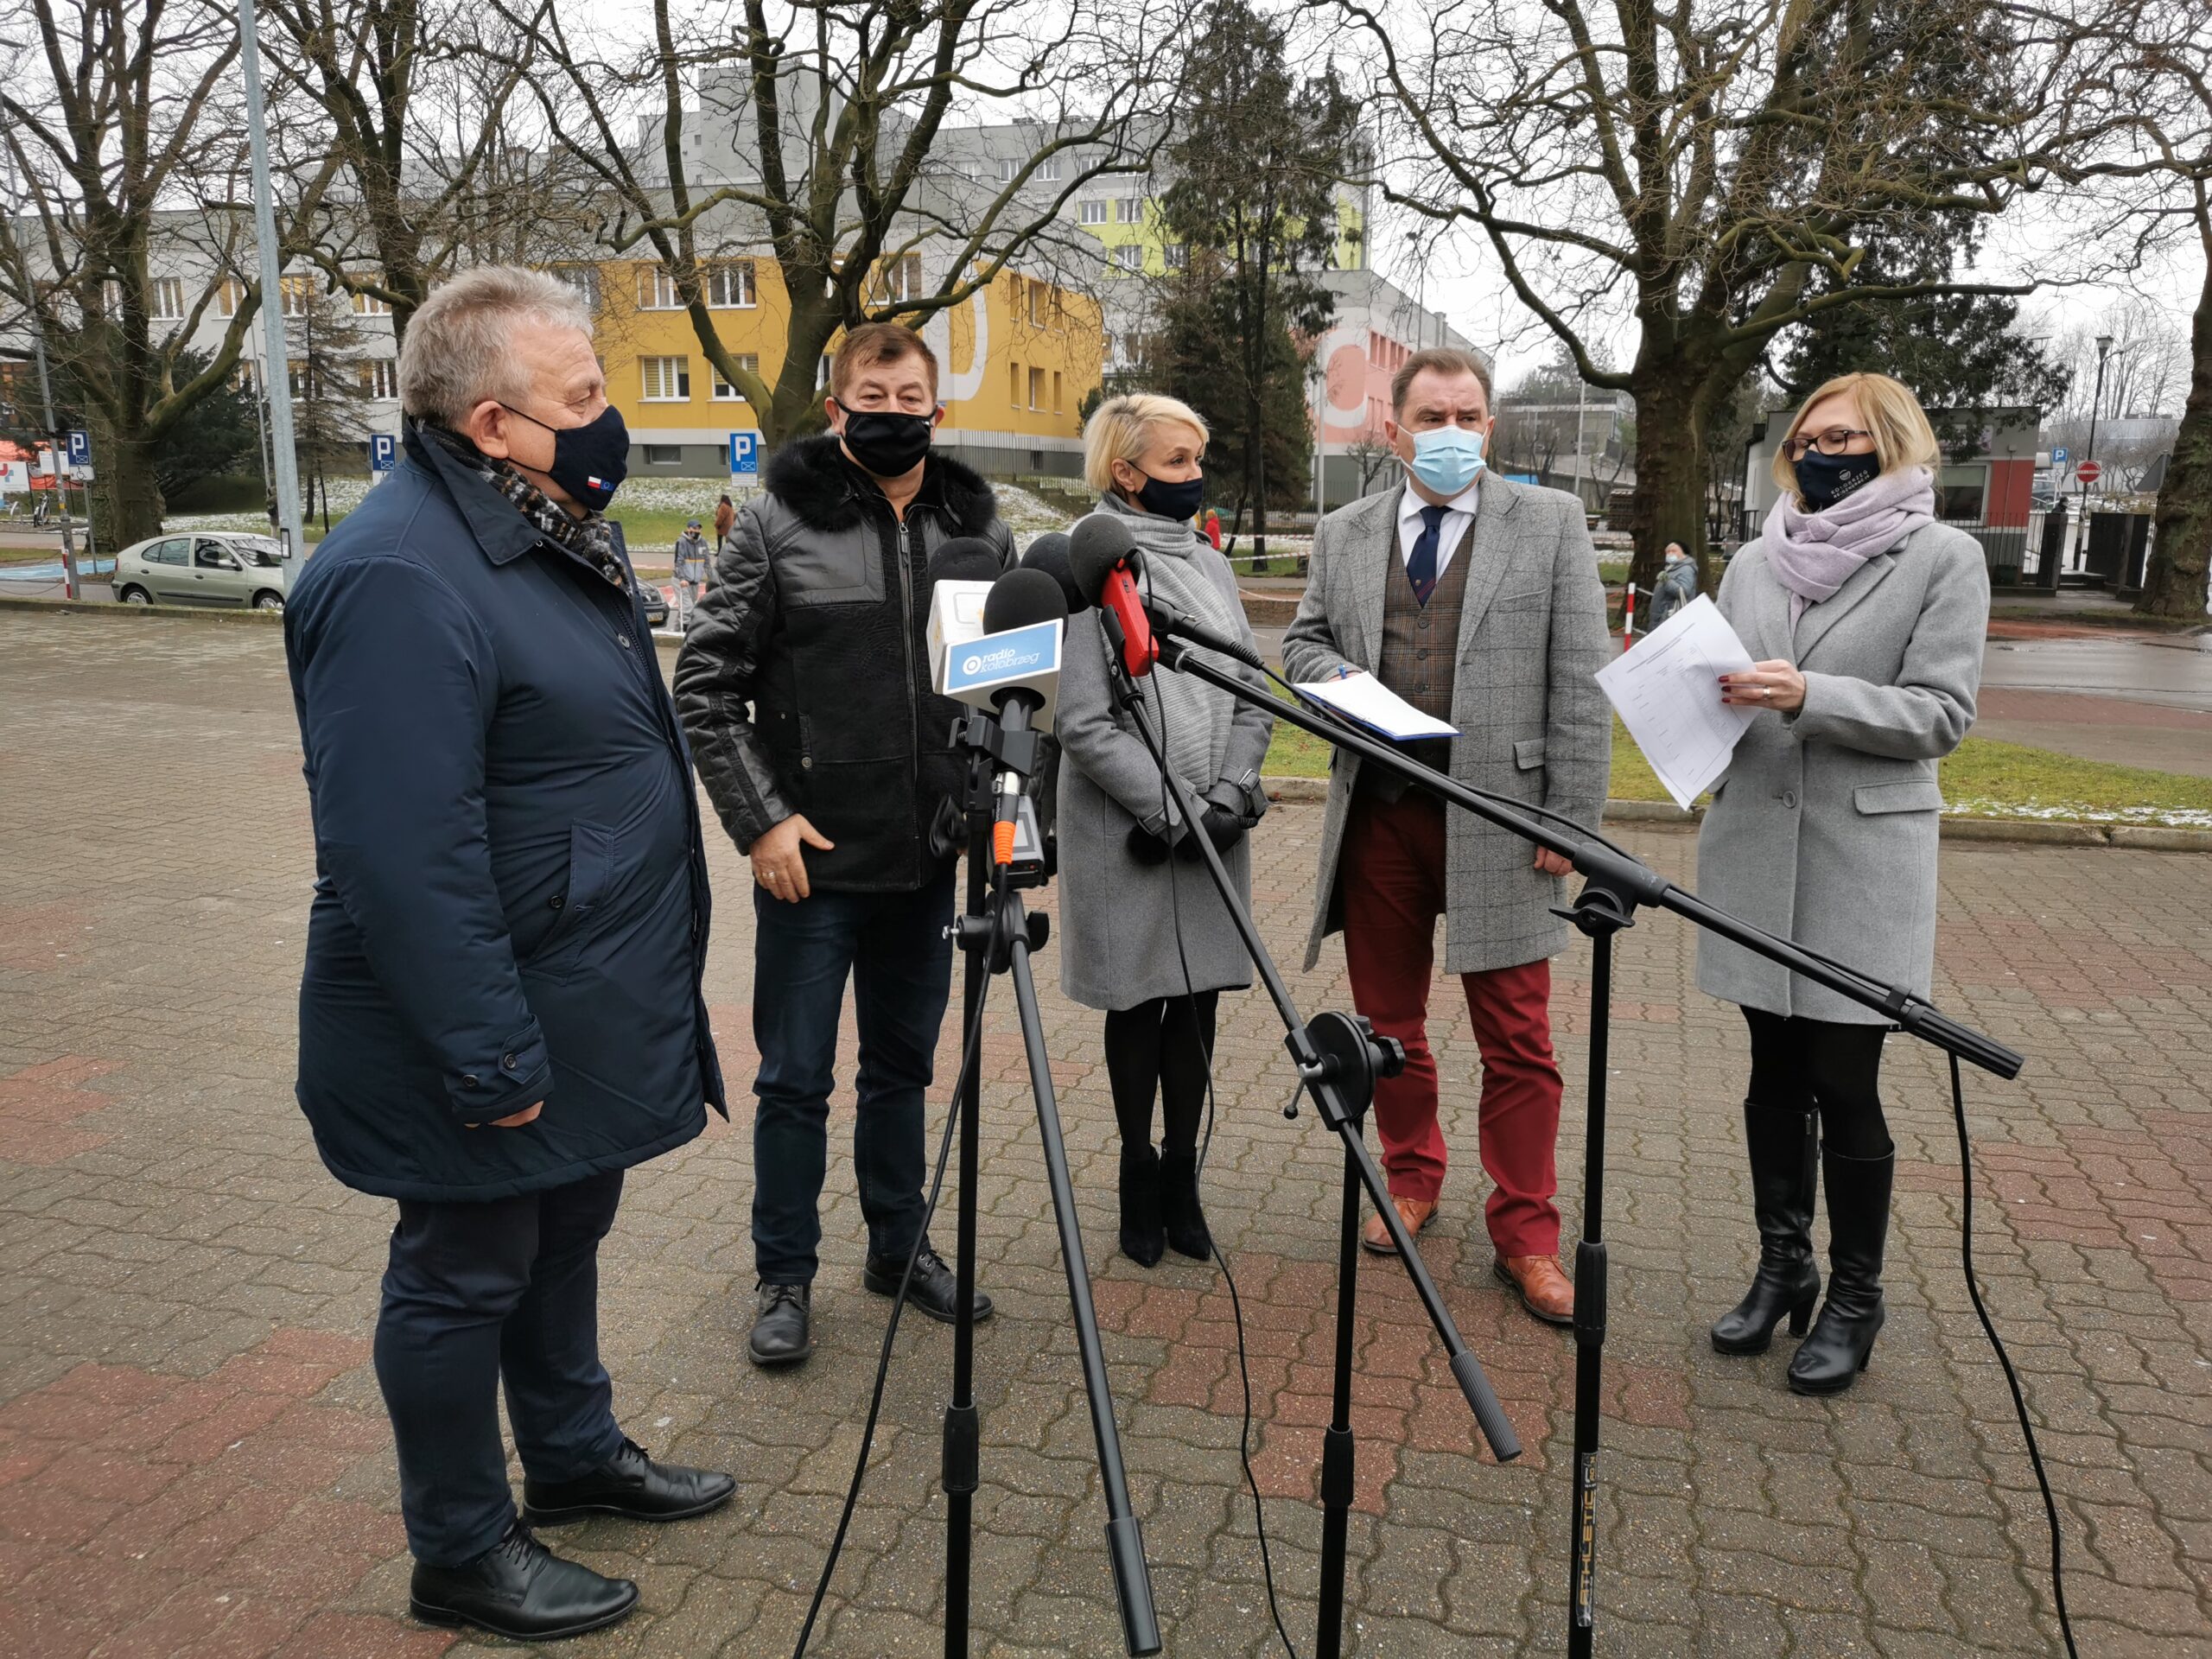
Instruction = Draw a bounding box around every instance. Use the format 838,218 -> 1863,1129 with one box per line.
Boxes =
421,423 -> 630,593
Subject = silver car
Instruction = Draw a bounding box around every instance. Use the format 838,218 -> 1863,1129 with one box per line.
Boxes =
111,531 -> 295,611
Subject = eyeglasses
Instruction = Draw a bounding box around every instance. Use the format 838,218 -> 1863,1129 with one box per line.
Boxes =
1783,427 -> 1873,461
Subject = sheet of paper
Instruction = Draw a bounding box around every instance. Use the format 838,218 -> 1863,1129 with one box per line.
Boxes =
1293,673 -> 1459,741
1595,594 -> 1758,810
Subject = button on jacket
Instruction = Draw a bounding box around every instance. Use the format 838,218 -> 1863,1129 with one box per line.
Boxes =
284,427 -> 726,1202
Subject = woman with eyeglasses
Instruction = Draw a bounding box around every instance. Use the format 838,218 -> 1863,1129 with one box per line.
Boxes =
1694,372 -> 1988,1395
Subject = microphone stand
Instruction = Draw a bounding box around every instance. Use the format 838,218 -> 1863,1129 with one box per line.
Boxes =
1143,626 -> 2023,1658
1100,639 -> 1525,1659
938,706 -> 1161,1658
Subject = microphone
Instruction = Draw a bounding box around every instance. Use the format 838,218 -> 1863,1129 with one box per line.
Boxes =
1020,531 -> 1089,614
1067,512 -> 1156,677
928,535 -> 1005,588
1141,596 -> 1265,671
925,536 -> 1009,687
975,567 -> 1069,872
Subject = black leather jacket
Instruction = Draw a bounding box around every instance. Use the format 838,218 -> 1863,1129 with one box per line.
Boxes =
674,435 -> 1013,893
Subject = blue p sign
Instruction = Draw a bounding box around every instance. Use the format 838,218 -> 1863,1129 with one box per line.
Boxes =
728,431 -> 760,477
66,430 -> 90,468
2050,446 -> 2069,467
370,434 -> 397,473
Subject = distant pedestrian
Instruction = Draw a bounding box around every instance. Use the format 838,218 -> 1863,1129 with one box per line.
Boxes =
1203,507 -> 1222,550
672,518 -> 709,628
1699,370 -> 1987,1397
1643,540 -> 1698,632
712,493 -> 735,546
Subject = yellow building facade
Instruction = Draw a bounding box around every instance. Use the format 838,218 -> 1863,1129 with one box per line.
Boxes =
579,257 -> 1102,480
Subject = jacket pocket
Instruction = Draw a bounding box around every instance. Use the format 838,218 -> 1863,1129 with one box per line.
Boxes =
531,822 -> 618,977
1492,588 -> 1548,613
779,524 -> 882,607
1514,738 -> 1547,771
1853,779 -> 1945,815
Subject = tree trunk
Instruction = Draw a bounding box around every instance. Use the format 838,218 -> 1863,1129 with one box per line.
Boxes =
90,427 -> 165,549
1625,364 -> 1711,599
2138,247 -> 2212,621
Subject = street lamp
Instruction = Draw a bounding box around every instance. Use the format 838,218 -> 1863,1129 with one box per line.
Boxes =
2082,334 -> 2115,505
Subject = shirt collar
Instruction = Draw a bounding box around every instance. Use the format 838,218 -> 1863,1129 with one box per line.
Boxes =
1398,476 -> 1482,529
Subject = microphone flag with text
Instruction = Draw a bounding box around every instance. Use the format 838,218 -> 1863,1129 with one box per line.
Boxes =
949,567 -> 1067,874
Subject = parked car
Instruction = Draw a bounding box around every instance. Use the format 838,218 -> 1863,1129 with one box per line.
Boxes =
111,531 -> 294,611
639,582 -> 669,629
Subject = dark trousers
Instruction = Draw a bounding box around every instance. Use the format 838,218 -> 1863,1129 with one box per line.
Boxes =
374,1170 -> 627,1567
750,865 -> 957,1284
1103,991 -> 1219,1158
1742,1008 -> 1892,1159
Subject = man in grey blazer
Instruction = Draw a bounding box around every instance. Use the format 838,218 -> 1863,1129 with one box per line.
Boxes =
1282,346 -> 1611,1325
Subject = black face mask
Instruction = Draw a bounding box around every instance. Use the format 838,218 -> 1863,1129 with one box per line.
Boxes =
839,409 -> 935,478
499,402 -> 629,512
1793,448 -> 1880,512
1134,471 -> 1206,522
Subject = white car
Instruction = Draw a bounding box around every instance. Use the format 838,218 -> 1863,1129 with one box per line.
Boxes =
111,531 -> 295,611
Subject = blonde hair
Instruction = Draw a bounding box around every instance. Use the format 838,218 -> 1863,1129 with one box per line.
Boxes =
1770,372 -> 1941,497
1083,393 -> 1210,493
400,266 -> 593,426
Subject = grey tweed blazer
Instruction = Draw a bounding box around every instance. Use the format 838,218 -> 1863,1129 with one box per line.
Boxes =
1282,476 -> 1613,974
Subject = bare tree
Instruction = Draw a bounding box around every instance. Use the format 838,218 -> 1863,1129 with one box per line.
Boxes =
0,0 -> 338,544
1329,0 -> 2128,592
484,0 -> 1178,450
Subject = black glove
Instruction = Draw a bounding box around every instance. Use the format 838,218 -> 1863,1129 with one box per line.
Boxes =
1126,822 -> 1173,866
1176,804 -> 1246,861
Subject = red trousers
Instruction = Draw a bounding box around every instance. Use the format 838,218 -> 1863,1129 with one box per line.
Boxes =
1339,792 -> 1563,1258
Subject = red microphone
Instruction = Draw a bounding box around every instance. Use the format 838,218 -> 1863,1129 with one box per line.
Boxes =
1067,513 -> 1157,677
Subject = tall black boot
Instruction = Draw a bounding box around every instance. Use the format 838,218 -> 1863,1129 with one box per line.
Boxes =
1788,1147 -> 1895,1395
1710,1103 -> 1821,1356
1159,1150 -> 1211,1261
1118,1143 -> 1164,1268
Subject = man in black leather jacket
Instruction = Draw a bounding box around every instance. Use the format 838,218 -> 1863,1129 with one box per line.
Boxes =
675,323 -> 1011,1368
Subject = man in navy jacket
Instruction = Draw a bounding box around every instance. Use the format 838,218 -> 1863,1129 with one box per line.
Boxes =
285,267 -> 732,1643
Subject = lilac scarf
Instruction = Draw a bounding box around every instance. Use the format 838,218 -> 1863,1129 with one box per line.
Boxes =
1762,466 -> 1936,624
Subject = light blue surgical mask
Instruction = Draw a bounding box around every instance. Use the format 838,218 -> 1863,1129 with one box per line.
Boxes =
1406,425 -> 1486,495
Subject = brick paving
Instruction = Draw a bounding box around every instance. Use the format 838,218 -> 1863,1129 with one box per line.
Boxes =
2,608 -> 2209,1657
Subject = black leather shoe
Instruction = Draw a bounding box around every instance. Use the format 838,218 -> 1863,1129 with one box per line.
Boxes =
863,1243 -> 994,1325
410,1519 -> 638,1641
522,1436 -> 736,1527
1711,1103 -> 1821,1356
747,1281 -> 814,1368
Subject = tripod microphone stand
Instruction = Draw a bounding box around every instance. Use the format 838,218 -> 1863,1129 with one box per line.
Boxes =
1138,624 -> 2024,1656
937,704 -> 1160,1658
1099,643 -> 1524,1659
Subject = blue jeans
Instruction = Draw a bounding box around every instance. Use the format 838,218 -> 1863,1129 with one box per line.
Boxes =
374,1171 -> 628,1565
751,866 -> 957,1283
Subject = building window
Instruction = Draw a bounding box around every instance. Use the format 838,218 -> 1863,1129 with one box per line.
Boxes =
708,262 -> 756,308
550,264 -> 602,312
1115,197 -> 1141,223
213,278 -> 245,319
644,444 -> 683,466
1027,366 -> 1045,411
1027,278 -> 1052,326
287,359 -> 313,399
358,359 -> 397,399
712,353 -> 760,401
640,355 -> 691,401
350,283 -> 391,316
280,275 -> 316,318
817,354 -> 834,390
1052,370 -> 1063,413
1102,331 -> 1116,365
149,277 -> 186,321
233,359 -> 257,393
875,253 -> 922,305
1038,154 -> 1061,181
1163,243 -> 1186,270
1008,361 -> 1020,410
639,267 -> 683,309
996,156 -> 1021,183
1079,200 -> 1107,226
1114,244 -> 1142,271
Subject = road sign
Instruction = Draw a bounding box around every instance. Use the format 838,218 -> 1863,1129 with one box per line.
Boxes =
728,430 -> 760,477
66,430 -> 90,469
370,434 -> 397,473
0,461 -> 26,494
2075,459 -> 2102,486
2050,445 -> 2069,467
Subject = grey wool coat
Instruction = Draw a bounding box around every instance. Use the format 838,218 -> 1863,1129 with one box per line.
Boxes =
1053,535 -> 1275,1011
1696,521 -> 1990,1024
1281,476 -> 1613,975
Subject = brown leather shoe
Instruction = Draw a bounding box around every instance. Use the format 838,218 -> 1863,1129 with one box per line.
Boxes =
1360,1194 -> 1439,1255
1495,1255 -> 1575,1325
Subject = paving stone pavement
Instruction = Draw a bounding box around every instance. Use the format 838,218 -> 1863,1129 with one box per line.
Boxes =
2,609 -> 2209,1658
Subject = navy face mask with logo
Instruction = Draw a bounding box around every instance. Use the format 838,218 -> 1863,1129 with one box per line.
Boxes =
500,402 -> 631,512
1792,448 -> 1880,512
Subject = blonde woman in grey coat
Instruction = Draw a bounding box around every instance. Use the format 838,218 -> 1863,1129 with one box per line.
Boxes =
1697,372 -> 1988,1396
1055,395 -> 1273,1268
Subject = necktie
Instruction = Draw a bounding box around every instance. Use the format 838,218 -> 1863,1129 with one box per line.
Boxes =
1408,505 -> 1447,606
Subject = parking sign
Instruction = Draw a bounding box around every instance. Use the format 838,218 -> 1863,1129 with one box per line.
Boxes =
370,434 -> 397,473
2050,446 -> 2069,467
728,430 -> 760,477
66,430 -> 90,469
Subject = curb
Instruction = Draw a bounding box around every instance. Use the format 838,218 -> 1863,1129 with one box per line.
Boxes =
0,594 -> 282,625
1259,778 -> 2212,853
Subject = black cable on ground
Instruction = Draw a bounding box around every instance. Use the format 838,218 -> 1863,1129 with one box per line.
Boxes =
789,906 -> 996,1659
1947,1052 -> 2080,1658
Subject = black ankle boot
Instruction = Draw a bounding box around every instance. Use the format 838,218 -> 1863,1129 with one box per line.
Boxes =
1789,1147 -> 1894,1395
1119,1143 -> 1164,1267
1711,1103 -> 1821,1356
1160,1150 -> 1211,1261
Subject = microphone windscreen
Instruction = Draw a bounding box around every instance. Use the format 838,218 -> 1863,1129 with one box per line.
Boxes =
1020,531 -> 1089,613
927,535 -> 1005,587
981,566 -> 1070,634
1066,512 -> 1139,598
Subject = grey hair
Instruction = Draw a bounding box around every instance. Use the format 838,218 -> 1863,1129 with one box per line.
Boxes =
398,265 -> 593,426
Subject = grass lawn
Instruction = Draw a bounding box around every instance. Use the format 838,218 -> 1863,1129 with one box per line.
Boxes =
1263,703 -> 2212,828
